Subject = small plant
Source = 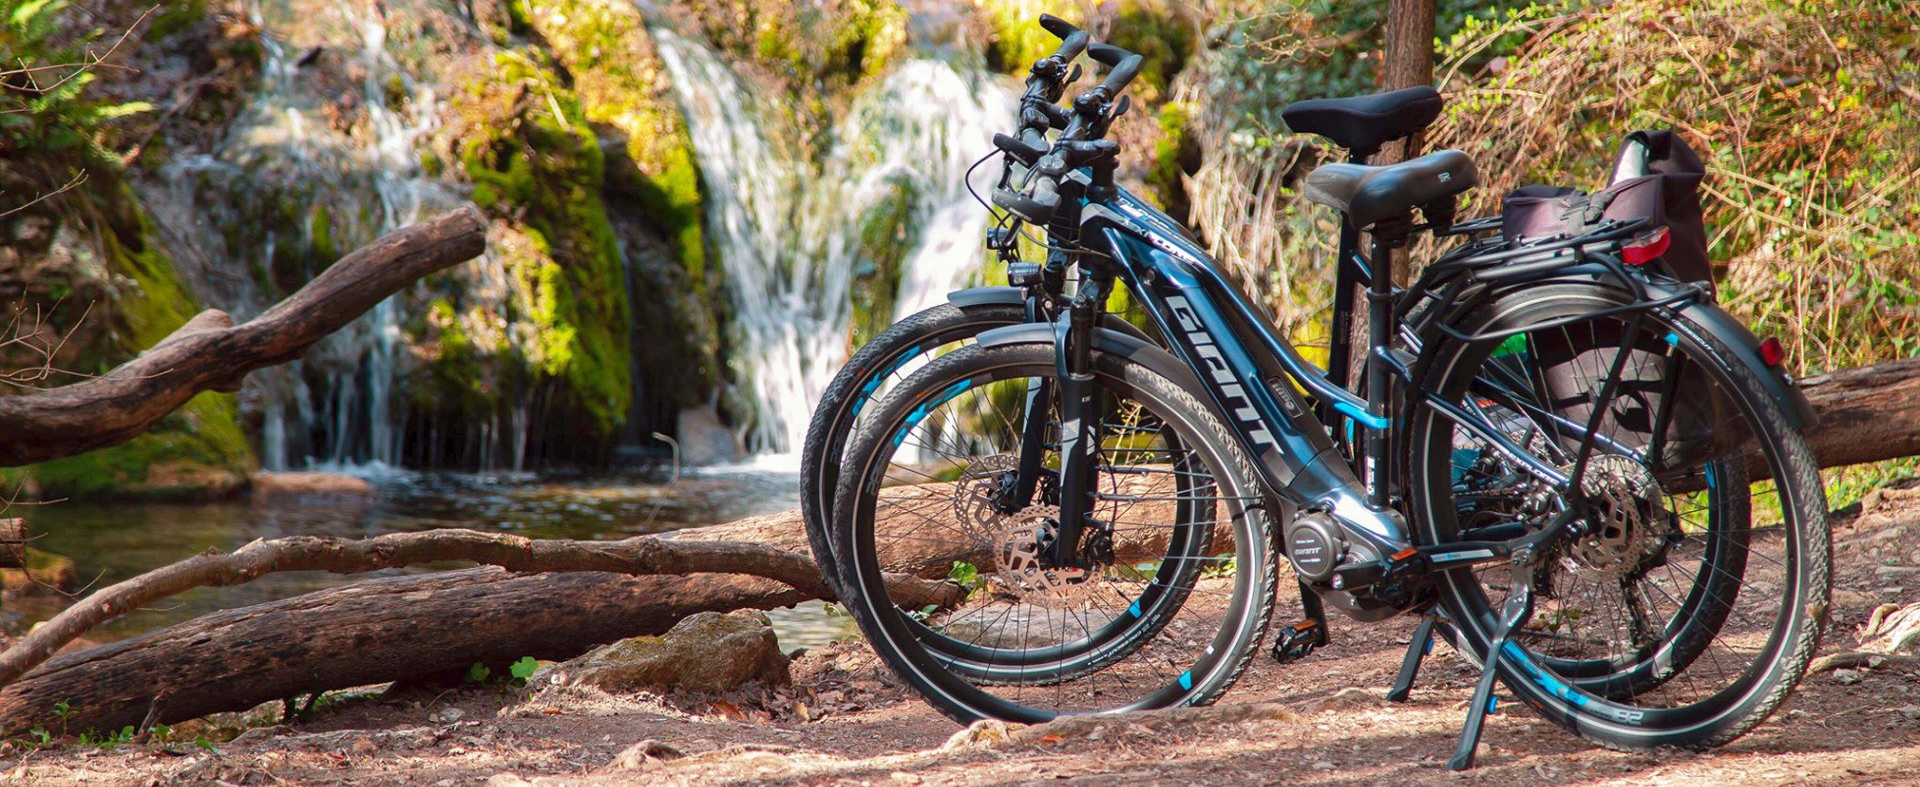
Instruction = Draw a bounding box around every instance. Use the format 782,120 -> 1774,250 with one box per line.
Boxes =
948,560 -> 987,600
50,698 -> 76,735
465,662 -> 492,684
509,656 -> 539,682
192,734 -> 218,753
75,725 -> 135,750
1200,556 -> 1237,579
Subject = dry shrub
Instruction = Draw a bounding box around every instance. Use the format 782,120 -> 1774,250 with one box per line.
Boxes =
1428,0 -> 1920,372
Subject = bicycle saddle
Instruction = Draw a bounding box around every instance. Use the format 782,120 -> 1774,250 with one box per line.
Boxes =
1281,86 -> 1444,156
1302,149 -> 1478,228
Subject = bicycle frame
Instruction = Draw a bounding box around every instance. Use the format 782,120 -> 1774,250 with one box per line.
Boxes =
1073,187 -> 1413,560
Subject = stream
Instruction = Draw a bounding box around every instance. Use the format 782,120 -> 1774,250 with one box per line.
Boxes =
3,468 -> 855,652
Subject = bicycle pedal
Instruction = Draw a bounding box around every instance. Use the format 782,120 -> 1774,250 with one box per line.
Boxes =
1269,619 -> 1324,665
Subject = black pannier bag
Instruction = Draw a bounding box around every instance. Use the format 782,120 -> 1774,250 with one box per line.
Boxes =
1499,131 -> 1730,473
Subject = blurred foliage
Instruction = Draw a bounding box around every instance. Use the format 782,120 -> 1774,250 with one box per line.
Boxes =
0,0 -> 151,210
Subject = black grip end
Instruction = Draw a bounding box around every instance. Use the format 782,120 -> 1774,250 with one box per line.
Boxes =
1088,43 -> 1131,66
1038,14 -> 1079,39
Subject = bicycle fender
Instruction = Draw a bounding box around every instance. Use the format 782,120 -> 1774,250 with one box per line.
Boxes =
946,286 -> 1156,343
1484,269 -> 1815,430
973,322 -> 1202,392
1665,293 -> 1818,429
946,286 -> 1024,309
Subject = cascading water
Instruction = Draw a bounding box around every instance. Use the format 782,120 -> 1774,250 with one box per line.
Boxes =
650,27 -> 1014,457
148,0 -> 462,473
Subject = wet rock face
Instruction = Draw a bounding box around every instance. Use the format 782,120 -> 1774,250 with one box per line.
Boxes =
543,610 -> 792,694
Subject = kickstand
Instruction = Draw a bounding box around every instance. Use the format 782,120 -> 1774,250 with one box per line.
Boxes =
1448,569 -> 1535,771
1386,616 -> 1438,703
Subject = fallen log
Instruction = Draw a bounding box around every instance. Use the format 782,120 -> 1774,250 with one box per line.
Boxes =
0,476 -> 1191,736
0,207 -> 488,466
0,568 -> 810,736
1798,357 -> 1920,472
0,521 -> 965,709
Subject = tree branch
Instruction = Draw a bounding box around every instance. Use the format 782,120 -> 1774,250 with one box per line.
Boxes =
0,206 -> 489,466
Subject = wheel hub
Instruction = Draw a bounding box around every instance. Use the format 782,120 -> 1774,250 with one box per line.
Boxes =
1567,455 -> 1674,581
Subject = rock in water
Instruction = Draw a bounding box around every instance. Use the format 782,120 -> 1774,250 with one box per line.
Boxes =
546,610 -> 790,693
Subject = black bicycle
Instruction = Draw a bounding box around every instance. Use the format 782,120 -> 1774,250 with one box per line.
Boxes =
818,17 -> 1829,770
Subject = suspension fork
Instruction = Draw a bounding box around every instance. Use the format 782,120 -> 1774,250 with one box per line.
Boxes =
1006,281 -> 1057,513
1050,281 -> 1109,568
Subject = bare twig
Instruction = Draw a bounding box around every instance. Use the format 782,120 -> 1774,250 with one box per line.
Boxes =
0,171 -> 87,220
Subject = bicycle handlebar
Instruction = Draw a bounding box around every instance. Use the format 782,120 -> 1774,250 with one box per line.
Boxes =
990,22 -> 1144,225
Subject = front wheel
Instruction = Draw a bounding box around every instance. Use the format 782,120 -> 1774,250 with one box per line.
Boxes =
1407,283 -> 1829,751
832,340 -> 1275,723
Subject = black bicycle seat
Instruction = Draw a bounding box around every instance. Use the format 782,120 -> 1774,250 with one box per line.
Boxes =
1282,86 -> 1444,156
1302,149 -> 1478,228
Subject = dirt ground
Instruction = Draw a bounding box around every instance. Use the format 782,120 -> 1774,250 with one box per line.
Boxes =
7,489 -> 1920,787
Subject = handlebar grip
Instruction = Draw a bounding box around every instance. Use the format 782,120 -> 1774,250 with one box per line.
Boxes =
1039,15 -> 1088,62
1097,53 -> 1144,96
1087,42 -> 1129,66
996,132 -> 1046,165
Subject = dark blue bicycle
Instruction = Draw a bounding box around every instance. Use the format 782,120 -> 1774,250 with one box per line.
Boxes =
820,20 -> 1828,770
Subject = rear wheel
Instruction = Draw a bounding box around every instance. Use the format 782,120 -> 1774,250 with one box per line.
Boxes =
832,341 -> 1274,722
1408,283 -> 1828,750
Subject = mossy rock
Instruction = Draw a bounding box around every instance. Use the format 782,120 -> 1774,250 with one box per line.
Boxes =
0,548 -> 77,596
667,0 -> 908,140
0,177 -> 256,500
513,0 -> 722,406
542,610 -> 791,693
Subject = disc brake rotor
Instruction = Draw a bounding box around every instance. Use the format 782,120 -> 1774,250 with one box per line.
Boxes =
1566,454 -> 1673,581
950,455 -> 1102,608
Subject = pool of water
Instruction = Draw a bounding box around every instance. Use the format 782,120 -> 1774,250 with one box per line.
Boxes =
2,466 -> 856,651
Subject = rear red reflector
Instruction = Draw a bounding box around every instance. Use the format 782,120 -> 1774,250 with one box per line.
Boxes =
1622,226 -> 1671,265
1759,337 -> 1786,367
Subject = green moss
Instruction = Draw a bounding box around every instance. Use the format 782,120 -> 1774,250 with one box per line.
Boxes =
849,179 -> 915,346
6,193 -> 255,499
514,0 -> 722,408
26,392 -> 251,500
307,203 -> 335,264
670,0 -> 907,136
446,49 -> 634,432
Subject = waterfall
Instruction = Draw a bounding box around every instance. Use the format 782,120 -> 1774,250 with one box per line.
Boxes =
148,0 -> 462,473
650,28 -> 1014,456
